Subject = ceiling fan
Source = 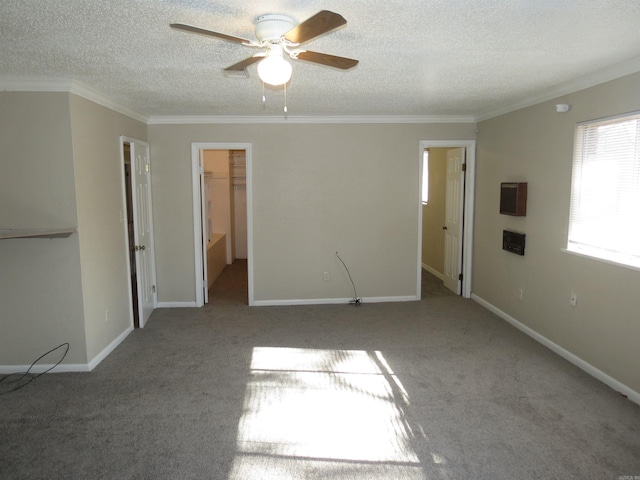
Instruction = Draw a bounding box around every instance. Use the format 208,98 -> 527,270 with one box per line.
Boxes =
170,10 -> 359,87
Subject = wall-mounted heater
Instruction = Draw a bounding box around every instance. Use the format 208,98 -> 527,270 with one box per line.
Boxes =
500,182 -> 527,216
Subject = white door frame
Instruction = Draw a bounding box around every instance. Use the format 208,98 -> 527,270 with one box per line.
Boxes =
119,136 -> 158,327
191,142 -> 254,306
418,140 -> 476,298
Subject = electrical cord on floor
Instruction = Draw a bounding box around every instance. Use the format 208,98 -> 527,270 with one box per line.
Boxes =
0,343 -> 69,396
335,251 -> 362,306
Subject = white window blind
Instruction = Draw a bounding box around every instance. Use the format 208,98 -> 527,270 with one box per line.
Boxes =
568,111 -> 640,269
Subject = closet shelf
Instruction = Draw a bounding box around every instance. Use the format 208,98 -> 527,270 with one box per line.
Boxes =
0,228 -> 76,240
204,171 -> 228,179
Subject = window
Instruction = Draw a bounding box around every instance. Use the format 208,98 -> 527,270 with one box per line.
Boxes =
567,111 -> 640,269
421,150 -> 429,204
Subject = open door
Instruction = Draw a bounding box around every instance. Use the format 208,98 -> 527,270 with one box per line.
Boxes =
198,149 -> 209,305
443,147 -> 465,294
123,137 -> 157,327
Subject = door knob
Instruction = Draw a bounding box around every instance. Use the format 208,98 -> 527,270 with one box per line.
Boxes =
140,245 -> 146,251
442,226 -> 448,230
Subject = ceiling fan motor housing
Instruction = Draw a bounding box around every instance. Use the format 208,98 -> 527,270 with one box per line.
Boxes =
255,14 -> 296,42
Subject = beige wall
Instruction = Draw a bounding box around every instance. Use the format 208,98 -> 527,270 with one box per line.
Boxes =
0,92 -> 147,366
0,93 -> 78,228
70,94 -> 147,361
149,123 -> 476,303
203,149 -> 232,247
421,148 -> 447,275
474,71 -> 640,394
0,92 -> 86,364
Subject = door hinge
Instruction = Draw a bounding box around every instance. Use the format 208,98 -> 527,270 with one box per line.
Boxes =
152,285 -> 156,293
462,163 -> 467,172
458,273 -> 463,281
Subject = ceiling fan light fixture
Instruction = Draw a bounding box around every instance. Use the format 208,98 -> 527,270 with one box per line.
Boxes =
257,46 -> 292,86
171,10 -> 358,92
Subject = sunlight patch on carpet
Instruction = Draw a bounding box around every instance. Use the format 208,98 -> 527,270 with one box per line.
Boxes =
228,347 -> 426,479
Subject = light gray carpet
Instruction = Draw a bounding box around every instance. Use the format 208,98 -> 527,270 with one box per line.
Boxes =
1,262 -> 639,479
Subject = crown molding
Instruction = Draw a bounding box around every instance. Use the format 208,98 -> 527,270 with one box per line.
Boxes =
0,78 -> 148,124
476,55 -> 640,122
68,81 -> 148,123
4,54 -> 640,126
147,114 -> 476,125
0,79 -> 473,124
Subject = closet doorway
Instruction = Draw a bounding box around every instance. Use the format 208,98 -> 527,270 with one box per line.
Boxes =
418,140 -> 475,299
191,143 -> 253,306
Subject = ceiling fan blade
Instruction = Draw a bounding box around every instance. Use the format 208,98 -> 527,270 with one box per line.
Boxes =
224,54 -> 265,71
296,51 -> 359,70
284,10 -> 347,44
170,23 -> 251,44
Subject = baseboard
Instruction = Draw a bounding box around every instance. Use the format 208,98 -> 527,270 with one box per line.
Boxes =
157,301 -> 198,308
87,325 -> 133,371
0,326 -> 133,374
472,293 -> 640,407
0,363 -> 91,374
253,295 -> 419,307
422,263 -> 444,280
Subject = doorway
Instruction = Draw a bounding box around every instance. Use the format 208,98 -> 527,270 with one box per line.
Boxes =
122,144 -> 139,327
418,141 -> 475,298
191,142 -> 254,307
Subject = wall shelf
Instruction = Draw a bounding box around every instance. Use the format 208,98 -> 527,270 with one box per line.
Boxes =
0,228 -> 76,240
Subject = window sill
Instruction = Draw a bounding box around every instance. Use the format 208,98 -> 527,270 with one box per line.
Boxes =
561,248 -> 640,273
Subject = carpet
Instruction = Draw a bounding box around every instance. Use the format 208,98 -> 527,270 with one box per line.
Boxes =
1,264 -> 639,479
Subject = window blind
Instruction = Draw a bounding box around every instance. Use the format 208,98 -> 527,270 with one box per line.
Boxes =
568,112 -> 640,268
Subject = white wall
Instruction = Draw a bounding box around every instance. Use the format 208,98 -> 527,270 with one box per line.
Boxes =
149,123 -> 476,304
474,71 -> 640,395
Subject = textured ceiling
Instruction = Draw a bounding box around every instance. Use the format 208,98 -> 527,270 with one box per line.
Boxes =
1,0 -> 640,119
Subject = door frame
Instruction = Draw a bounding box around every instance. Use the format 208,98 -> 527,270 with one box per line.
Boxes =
191,142 -> 254,306
119,136 -> 158,328
418,140 -> 476,298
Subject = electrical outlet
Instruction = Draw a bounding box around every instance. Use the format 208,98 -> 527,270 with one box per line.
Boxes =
518,288 -> 524,301
570,293 -> 578,307
323,271 -> 330,281
105,308 -> 110,322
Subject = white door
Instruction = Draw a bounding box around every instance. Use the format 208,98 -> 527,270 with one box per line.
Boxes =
443,148 -> 465,294
129,138 -> 157,327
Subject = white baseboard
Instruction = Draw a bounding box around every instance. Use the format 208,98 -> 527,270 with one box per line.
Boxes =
157,301 -> 198,308
422,263 -> 444,280
0,326 -> 133,374
472,293 -> 640,407
87,325 -> 133,371
253,295 -> 419,307
0,363 -> 91,374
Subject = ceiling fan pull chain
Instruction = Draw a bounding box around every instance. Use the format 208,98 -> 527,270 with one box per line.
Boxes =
284,82 -> 288,113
